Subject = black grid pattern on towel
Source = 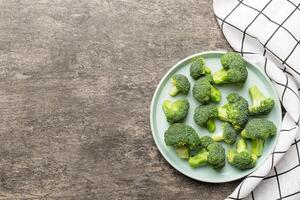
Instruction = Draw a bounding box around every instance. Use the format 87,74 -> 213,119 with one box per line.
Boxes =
214,0 -> 300,199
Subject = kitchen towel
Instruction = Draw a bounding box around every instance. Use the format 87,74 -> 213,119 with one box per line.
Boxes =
213,0 -> 300,199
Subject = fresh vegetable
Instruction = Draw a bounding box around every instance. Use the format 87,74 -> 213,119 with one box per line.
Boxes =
188,142 -> 225,169
190,57 -> 211,79
169,74 -> 191,96
162,99 -> 189,123
164,123 -> 201,159
248,85 -> 274,115
217,92 -> 249,130
194,105 -> 218,132
213,52 -> 248,84
192,75 -> 221,104
227,138 -> 257,170
211,122 -> 237,144
241,119 -> 277,157
199,136 -> 214,148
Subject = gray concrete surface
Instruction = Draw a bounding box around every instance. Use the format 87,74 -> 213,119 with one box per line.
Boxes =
0,0 -> 240,199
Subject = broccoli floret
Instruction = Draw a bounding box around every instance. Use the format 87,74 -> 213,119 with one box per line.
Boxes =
194,105 -> 218,132
169,74 -> 190,96
227,139 -> 257,170
213,52 -> 248,84
190,57 -> 211,79
162,99 -> 189,123
248,85 -> 275,115
164,123 -> 201,159
241,119 -> 277,157
217,92 -> 249,130
207,143 -> 226,169
192,75 -> 221,104
211,122 -> 238,144
200,136 -> 214,148
188,142 -> 225,169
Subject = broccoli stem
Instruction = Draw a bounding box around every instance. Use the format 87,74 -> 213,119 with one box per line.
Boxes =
210,86 -> 221,102
204,66 -> 211,74
211,131 -> 224,142
206,119 -> 216,133
251,154 -> 258,166
213,68 -> 228,84
217,106 -> 228,121
237,138 -> 247,153
249,85 -> 264,107
188,149 -> 209,168
162,100 -> 171,111
227,149 -> 235,163
252,139 -> 264,157
175,146 -> 189,159
169,86 -> 179,97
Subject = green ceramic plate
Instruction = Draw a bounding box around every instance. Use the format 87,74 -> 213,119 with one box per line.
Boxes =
150,51 -> 281,183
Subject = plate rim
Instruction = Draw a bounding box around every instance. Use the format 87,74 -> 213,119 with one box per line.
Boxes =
150,50 -> 282,183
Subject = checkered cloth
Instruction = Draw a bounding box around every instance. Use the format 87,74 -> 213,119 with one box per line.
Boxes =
213,0 -> 300,199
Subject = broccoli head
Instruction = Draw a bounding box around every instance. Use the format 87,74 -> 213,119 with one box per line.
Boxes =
162,99 -> 189,123
188,142 -> 225,169
164,123 -> 201,159
248,85 -> 275,115
192,75 -> 221,104
211,122 -> 238,144
190,57 -> 211,79
169,74 -> 190,97
194,105 -> 218,132
200,136 -> 214,148
227,139 -> 257,170
241,118 -> 277,157
217,92 -> 249,130
213,52 -> 248,84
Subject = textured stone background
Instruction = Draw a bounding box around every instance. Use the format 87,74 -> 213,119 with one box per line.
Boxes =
0,0 -> 240,199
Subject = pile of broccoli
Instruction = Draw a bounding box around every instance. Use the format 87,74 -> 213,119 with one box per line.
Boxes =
161,52 -> 277,171
164,124 -> 226,168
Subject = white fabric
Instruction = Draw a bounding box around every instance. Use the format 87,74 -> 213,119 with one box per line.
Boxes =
213,0 -> 300,199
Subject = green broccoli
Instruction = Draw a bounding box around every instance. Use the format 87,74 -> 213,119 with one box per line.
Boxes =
241,118 -> 277,157
164,123 -> 201,159
213,52 -> 248,84
248,85 -> 275,115
194,105 -> 218,132
188,142 -> 225,169
200,136 -> 214,148
190,57 -> 211,79
217,92 -> 249,130
227,138 -> 257,170
192,75 -> 221,104
162,99 -> 189,123
211,122 -> 238,144
169,74 -> 190,96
